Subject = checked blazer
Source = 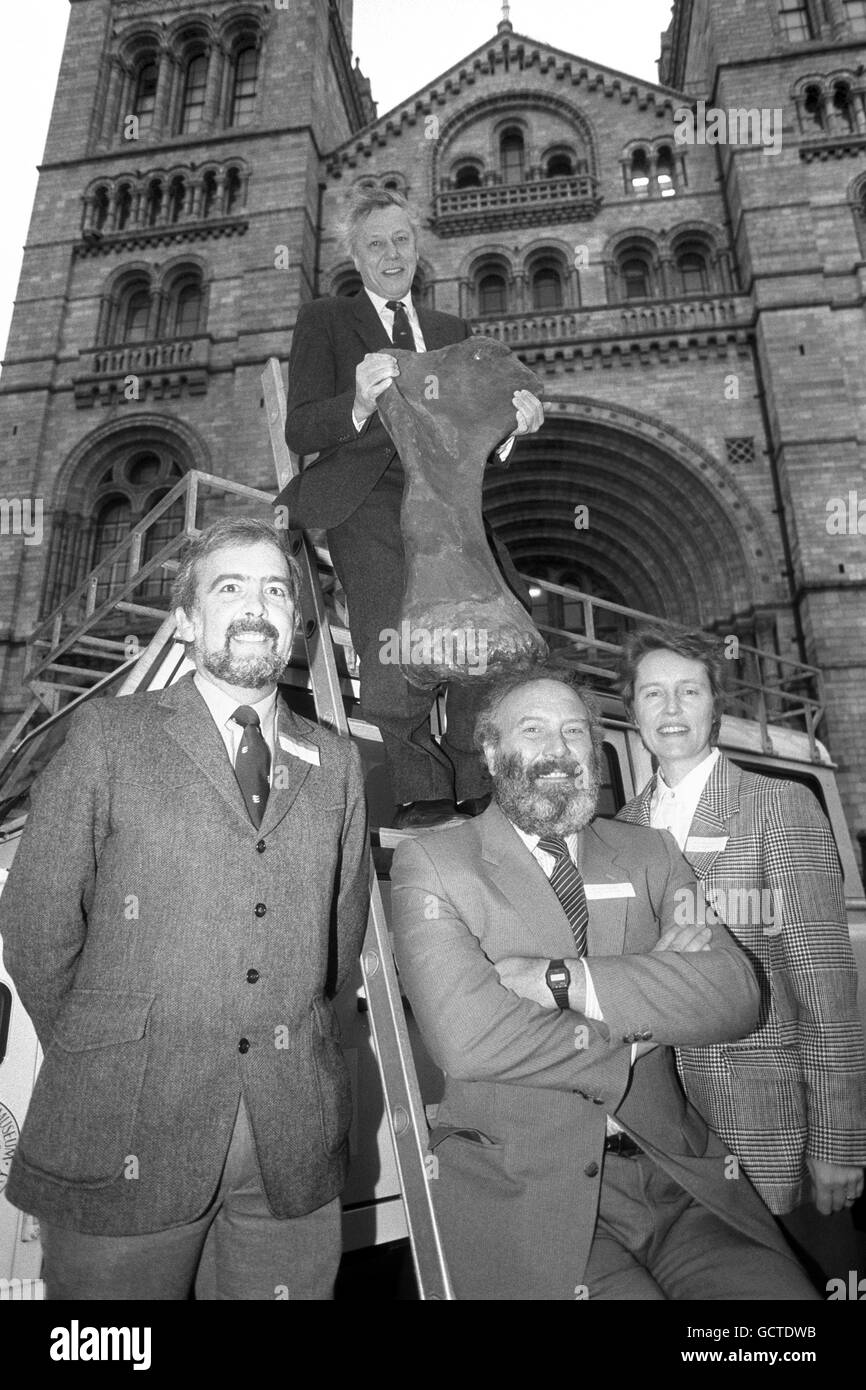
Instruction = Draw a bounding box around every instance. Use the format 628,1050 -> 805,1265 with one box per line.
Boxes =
618,753 -> 866,1213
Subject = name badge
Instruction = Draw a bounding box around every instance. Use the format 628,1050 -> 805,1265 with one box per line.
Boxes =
278,734 -> 320,766
584,882 -> 636,900
686,835 -> 728,853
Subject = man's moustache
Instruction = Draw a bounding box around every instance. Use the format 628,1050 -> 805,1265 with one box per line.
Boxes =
225,620 -> 280,642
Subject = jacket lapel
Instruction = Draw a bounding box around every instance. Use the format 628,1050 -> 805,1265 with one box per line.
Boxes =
682,755 -> 737,878
579,822 -> 632,957
258,701 -> 315,835
416,306 -> 454,350
159,676 -> 251,828
351,289 -> 393,353
477,804 -> 580,958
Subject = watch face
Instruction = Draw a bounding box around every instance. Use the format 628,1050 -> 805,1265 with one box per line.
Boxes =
549,970 -> 568,987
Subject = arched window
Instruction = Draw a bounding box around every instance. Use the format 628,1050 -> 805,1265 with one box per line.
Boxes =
167,176 -> 187,224
122,287 -> 151,342
454,164 -> 482,189
478,271 -> 507,315
779,0 -> 813,40
531,264 -> 563,310
180,52 -> 208,134
621,256 -> 651,300
332,269 -> 364,297
92,187 -> 109,232
546,152 -> 573,178
678,249 -> 709,295
127,453 -> 162,488
142,489 -> 187,600
133,60 -> 159,133
804,84 -> 825,130
833,83 -> 856,131
656,146 -> 676,197
93,496 -> 133,600
224,166 -> 242,214
201,170 -> 218,218
500,129 -> 525,185
145,179 -> 163,227
116,185 -> 133,231
174,283 -> 203,337
630,149 -> 650,196
229,45 -> 259,127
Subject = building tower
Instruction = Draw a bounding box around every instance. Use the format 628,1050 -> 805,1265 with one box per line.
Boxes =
0,0 -> 373,713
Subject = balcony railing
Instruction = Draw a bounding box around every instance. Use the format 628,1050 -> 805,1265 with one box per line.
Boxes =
470,296 -> 752,348
73,336 -> 210,407
619,297 -> 740,334
434,175 -> 601,233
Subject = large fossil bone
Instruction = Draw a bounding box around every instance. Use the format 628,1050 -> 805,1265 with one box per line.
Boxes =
377,335 -> 548,688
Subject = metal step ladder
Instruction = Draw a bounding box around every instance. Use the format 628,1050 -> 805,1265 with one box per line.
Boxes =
260,357 -> 454,1300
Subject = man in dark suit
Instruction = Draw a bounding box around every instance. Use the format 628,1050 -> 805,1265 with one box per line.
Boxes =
391,664 -> 818,1299
276,186 -> 544,829
0,517 -> 369,1299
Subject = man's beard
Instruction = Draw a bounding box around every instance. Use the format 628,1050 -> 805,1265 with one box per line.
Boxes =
491,750 -> 600,837
201,618 -> 287,689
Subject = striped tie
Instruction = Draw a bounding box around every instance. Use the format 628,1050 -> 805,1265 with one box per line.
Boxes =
537,835 -> 589,958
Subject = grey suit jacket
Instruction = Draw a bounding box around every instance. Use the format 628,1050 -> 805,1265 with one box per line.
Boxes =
391,804 -> 796,1300
0,675 -> 370,1234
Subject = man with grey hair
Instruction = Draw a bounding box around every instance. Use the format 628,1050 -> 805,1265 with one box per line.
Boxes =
276,186 -> 544,829
390,662 -> 818,1299
1,517 -> 369,1299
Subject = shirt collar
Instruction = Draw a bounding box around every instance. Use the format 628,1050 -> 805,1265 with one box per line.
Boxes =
511,821 -> 579,862
365,286 -> 413,314
656,746 -> 720,801
193,671 -> 277,733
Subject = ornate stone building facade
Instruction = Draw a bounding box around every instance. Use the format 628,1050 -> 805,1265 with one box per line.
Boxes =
1,0 -> 864,853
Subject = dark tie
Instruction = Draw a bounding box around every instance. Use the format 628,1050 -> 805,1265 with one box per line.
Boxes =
386,299 -> 417,351
536,835 -> 589,958
232,706 -> 270,828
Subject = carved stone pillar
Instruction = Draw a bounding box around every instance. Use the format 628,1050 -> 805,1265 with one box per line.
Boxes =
203,42 -> 225,130
102,57 -> 126,145
151,47 -> 175,139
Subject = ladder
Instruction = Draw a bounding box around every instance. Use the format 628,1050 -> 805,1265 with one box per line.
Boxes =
261,358 -> 455,1299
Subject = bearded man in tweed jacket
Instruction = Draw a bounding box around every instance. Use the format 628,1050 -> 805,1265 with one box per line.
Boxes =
617,625 -> 866,1279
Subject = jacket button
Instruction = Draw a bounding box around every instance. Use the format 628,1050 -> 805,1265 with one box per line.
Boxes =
256,839 -> 266,854
246,969 -> 260,984
584,1162 -> 599,1177
255,902 -> 267,917
238,1038 -> 250,1054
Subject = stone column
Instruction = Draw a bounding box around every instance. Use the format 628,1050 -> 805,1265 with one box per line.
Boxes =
151,46 -> 175,140
203,42 -> 225,130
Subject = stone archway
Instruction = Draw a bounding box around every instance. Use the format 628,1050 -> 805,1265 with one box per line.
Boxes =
483,395 -> 784,638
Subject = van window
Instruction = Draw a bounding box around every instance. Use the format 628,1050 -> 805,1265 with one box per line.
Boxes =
597,742 -> 626,818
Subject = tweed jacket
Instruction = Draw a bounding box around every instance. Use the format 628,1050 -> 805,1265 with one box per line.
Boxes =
618,753 -> 866,1213
391,804 -> 796,1300
0,675 -> 370,1234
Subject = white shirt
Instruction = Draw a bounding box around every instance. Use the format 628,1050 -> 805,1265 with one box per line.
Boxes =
193,672 -> 278,785
650,747 -> 720,851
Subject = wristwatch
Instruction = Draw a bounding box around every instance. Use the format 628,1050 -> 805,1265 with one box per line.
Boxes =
545,958 -> 571,1011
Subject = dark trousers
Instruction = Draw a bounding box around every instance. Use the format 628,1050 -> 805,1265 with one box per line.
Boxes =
327,464 -> 496,805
